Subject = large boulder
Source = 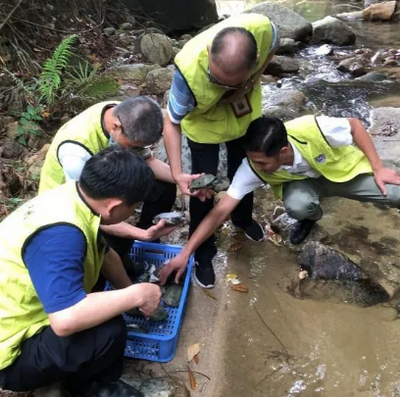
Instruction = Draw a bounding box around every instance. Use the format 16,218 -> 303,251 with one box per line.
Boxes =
336,1 -> 396,21
337,58 -> 367,77
121,0 -> 218,32
140,33 -> 174,67
311,16 -> 356,46
245,2 -> 312,42
363,0 -> 396,20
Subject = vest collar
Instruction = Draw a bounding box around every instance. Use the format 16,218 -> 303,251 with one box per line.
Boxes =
280,142 -> 303,173
75,182 -> 100,217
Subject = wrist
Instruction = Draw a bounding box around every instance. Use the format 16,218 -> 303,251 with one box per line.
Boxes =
372,161 -> 383,172
129,284 -> 144,307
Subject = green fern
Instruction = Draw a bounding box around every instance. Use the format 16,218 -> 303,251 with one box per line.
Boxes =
64,60 -> 119,103
38,34 -> 77,106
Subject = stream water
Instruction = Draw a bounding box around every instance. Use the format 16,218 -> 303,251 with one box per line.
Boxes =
212,1 -> 400,396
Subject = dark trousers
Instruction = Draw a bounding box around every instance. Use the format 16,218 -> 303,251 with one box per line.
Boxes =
105,180 -> 177,259
0,316 -> 126,394
188,136 -> 254,263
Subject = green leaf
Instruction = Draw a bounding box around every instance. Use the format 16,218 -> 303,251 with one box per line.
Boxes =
17,125 -> 24,135
20,118 -> 29,125
17,136 -> 27,145
27,104 -> 35,114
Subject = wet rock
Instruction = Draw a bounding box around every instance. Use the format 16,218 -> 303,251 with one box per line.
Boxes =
355,71 -> 389,81
1,138 -> 27,159
260,74 -> 277,84
103,27 -> 117,37
276,38 -> 299,55
298,242 -> 390,307
245,2 -> 312,42
337,58 -> 367,77
107,64 -> 159,85
265,55 -> 300,76
362,0 -> 396,21
311,16 -> 356,46
120,22 -> 134,31
140,33 -> 174,66
335,10 -> 365,21
314,44 -> 333,56
145,68 -> 174,95
262,89 -> 305,120
383,58 -> 398,67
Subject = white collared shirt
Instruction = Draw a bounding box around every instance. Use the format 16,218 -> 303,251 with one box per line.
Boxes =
227,116 -> 353,200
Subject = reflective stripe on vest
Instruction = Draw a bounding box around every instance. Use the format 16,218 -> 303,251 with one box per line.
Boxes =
249,115 -> 373,198
175,13 -> 273,144
39,101 -> 117,194
0,181 -> 104,369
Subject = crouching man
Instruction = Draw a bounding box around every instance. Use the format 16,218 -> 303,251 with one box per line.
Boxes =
160,115 -> 400,286
0,147 -> 159,397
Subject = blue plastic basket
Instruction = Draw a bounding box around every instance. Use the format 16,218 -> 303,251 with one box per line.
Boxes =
116,241 -> 193,363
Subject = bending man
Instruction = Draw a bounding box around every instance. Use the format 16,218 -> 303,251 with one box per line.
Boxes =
0,147 -> 160,396
39,96 -> 177,262
160,115 -> 400,286
164,13 -> 279,288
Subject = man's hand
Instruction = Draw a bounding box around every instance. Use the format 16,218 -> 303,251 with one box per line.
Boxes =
159,254 -> 189,285
136,283 -> 162,317
143,219 -> 178,241
174,173 -> 214,202
373,166 -> 400,195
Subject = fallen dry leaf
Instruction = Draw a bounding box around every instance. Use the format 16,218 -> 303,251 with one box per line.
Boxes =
188,365 -> 197,390
193,353 -> 200,365
231,284 -> 249,293
202,288 -> 217,301
187,343 -> 201,363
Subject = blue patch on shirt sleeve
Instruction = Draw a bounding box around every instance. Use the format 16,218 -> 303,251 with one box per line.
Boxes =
23,225 -> 88,314
167,70 -> 196,123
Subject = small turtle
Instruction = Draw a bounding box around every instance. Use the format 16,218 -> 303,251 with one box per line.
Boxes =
162,284 -> 183,307
126,305 -> 169,321
190,174 -> 218,193
153,211 -> 187,226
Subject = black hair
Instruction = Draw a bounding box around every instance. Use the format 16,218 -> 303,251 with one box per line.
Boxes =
210,27 -> 258,72
244,116 -> 289,156
79,147 -> 155,206
113,96 -> 163,145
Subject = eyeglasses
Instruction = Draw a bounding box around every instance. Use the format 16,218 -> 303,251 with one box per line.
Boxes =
117,116 -> 154,150
207,67 -> 242,90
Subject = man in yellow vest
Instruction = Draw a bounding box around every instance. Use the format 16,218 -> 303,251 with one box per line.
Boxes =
0,147 -> 159,397
40,96 -> 177,265
159,115 -> 400,286
164,13 -> 279,288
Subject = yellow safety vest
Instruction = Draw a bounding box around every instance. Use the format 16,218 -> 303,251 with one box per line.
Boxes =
249,115 -> 373,198
175,13 -> 273,144
39,101 -> 118,194
0,181 -> 105,370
